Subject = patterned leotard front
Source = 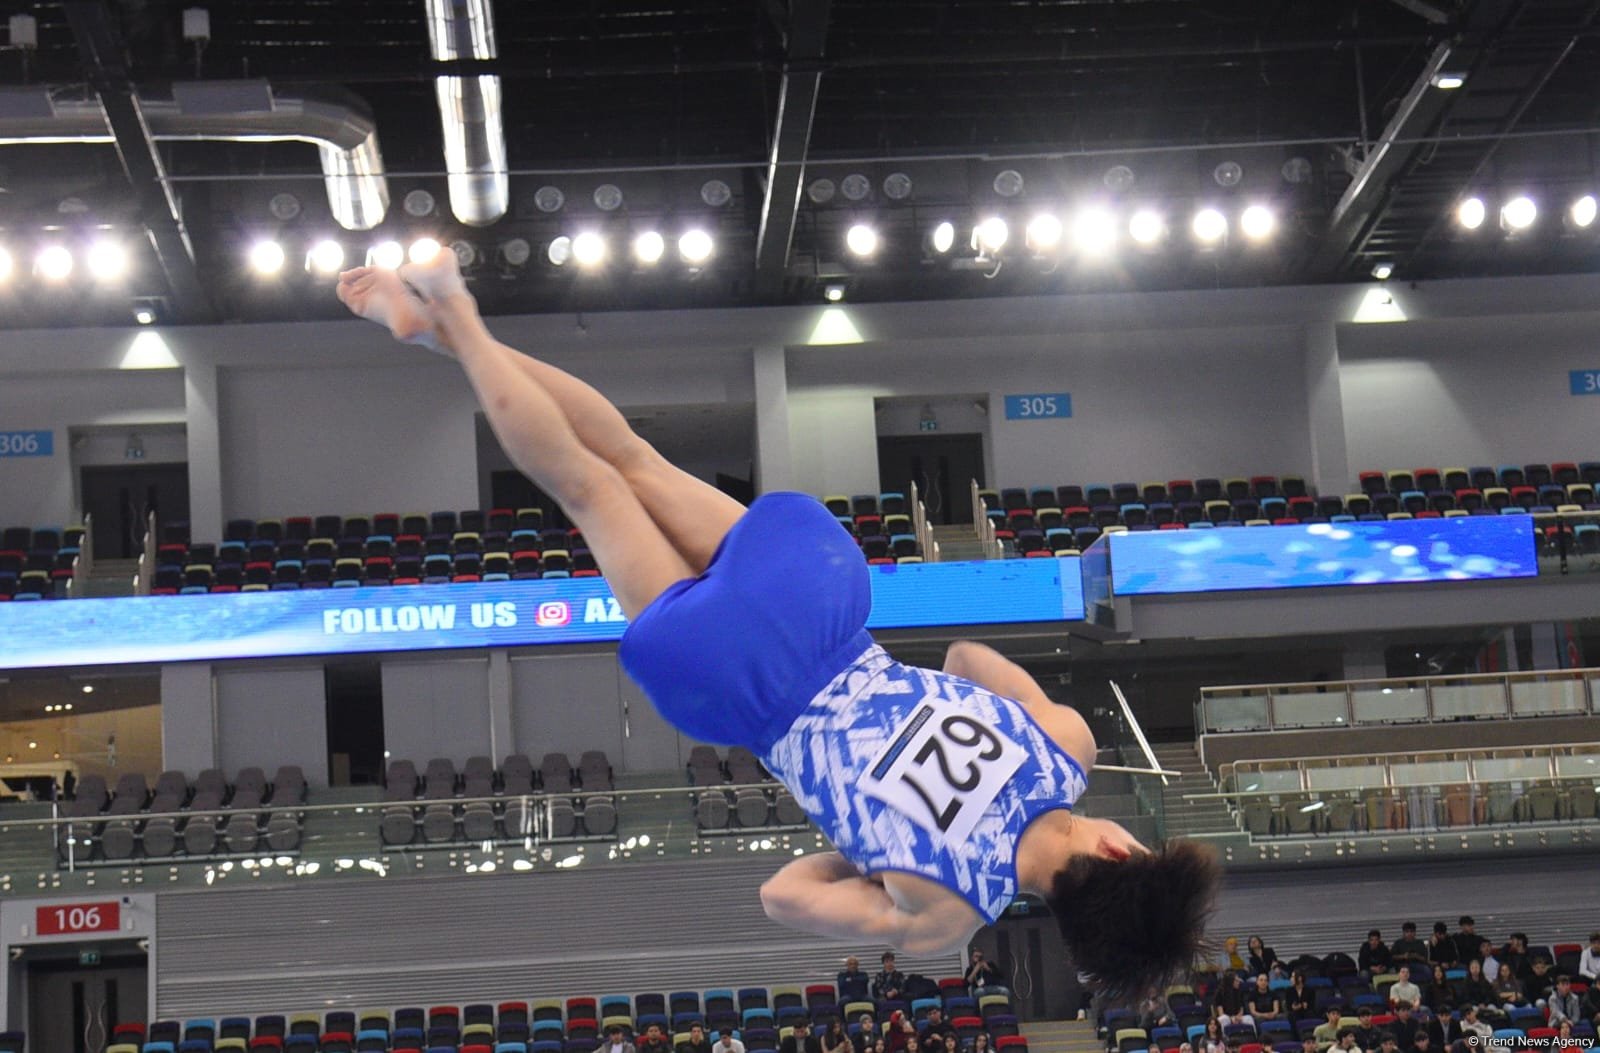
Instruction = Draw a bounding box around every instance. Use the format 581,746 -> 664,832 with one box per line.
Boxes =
761,643 -> 1088,924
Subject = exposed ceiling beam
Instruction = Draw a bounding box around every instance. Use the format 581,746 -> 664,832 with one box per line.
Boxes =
1389,0 -> 1455,24
62,1 -> 215,323
754,0 -> 831,298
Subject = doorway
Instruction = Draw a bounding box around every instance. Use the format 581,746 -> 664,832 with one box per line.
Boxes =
80,464 -> 190,560
876,433 -> 985,526
25,943 -> 147,1053
326,662 -> 385,787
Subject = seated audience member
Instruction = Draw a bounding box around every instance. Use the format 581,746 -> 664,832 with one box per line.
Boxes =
944,1038 -> 961,1053
1213,972 -> 1254,1028
1446,1005 -> 1491,1051
1248,936 -> 1282,979
1391,924 -> 1429,969
971,1033 -> 993,1053
1492,963 -> 1526,1009
1477,940 -> 1501,984
718,1031 -> 747,1053
1428,923 -> 1458,967
1332,1028 -> 1362,1053
639,1025 -> 674,1053
782,1021 -> 822,1053
680,1026 -> 713,1053
1499,934 -> 1530,983
1526,957 -> 1556,1006
854,1016 -> 879,1053
1459,960 -> 1495,1008
1313,1008 -> 1344,1051
1452,918 -> 1480,967
920,1009 -> 954,1047
607,1025 -> 640,1053
1220,937 -> 1248,973
1547,975 -> 1582,1027
1583,977 -> 1600,1025
1374,1034 -> 1398,1053
1407,1031 -> 1431,1053
1247,975 -> 1282,1023
1389,1006 -> 1421,1053
866,1039 -> 888,1053
1139,992 -> 1172,1032
1388,966 -> 1422,1011
965,949 -> 1004,994
1299,1040 -> 1318,1053
1352,1007 -> 1380,1051
886,1013 -> 916,1053
821,1021 -> 851,1053
1285,972 -> 1315,1024
873,954 -> 908,1004
1425,965 -> 1455,1015
1359,931 -> 1394,979
1201,1019 -> 1228,1053
839,956 -> 871,1002
1580,932 -> 1600,983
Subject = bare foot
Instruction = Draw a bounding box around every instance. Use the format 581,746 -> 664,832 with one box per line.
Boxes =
335,266 -> 446,353
396,243 -> 468,303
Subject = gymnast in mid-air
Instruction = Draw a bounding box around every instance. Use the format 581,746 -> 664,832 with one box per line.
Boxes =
336,249 -> 1217,998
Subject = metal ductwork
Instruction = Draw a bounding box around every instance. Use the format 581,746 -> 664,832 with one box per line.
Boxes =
0,81 -> 389,231
425,0 -> 508,227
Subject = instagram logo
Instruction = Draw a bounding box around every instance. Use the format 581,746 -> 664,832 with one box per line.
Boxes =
535,601 -> 571,627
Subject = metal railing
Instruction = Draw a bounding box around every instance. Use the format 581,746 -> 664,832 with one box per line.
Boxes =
908,481 -> 939,562
969,480 -> 1002,559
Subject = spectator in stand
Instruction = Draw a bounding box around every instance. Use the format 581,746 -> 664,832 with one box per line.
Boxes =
1547,976 -> 1582,1027
607,1024 -> 640,1053
820,1022 -> 851,1053
1247,974 -> 1282,1023
1427,923 -> 1457,967
1499,933 -> 1530,983
1388,966 -> 1422,1011
854,1016 -> 879,1053
1580,933 -> 1600,983
1220,937 -> 1247,973
1352,1007 -> 1380,1051
1449,1005 -> 1491,1051
873,953 -> 907,1004
1477,940 -> 1501,984
1492,962 -> 1526,1009
1525,957 -> 1555,1005
1332,1028 -> 1362,1053
965,949 -> 1004,994
1452,918 -> 1479,966
1248,936 -> 1282,979
1425,965 -> 1455,1015
717,1032 -> 747,1053
971,1033 -> 993,1053
1201,1018 -> 1228,1053
680,1026 -> 713,1053
1459,959 -> 1494,1009
1583,979 -> 1600,1027
1407,1032 -> 1431,1053
868,1039 -> 888,1053
1391,923 -> 1429,970
1313,1007 -> 1345,1050
1299,1039 -> 1318,1053
782,1021 -> 823,1053
1284,971 -> 1315,1024
945,1036 -> 962,1053
639,1024 -> 674,1053
920,1009 -> 954,1047
1359,930 -> 1394,979
1138,991 -> 1172,1032
1375,1033 -> 1398,1053
1212,972 -> 1254,1029
839,956 -> 872,1002
1389,1005 -> 1422,1053
886,1012 -> 916,1053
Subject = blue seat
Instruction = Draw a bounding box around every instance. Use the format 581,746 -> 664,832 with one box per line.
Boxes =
1186,1025 -> 1207,1043
743,1010 -> 775,1029
532,1042 -> 564,1053
672,1013 -> 706,1031
533,1022 -> 565,1040
498,1044 -> 532,1053
1493,1030 -> 1523,1043
600,996 -> 632,1019
942,997 -> 976,1017
1259,1020 -> 1291,1038
1151,1027 -> 1182,1045
911,998 -> 941,1021
738,990 -> 769,1013
177,1043 -> 211,1053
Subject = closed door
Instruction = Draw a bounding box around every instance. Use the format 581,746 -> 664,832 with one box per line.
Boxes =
80,463 -> 190,559
877,433 -> 985,525
27,956 -> 147,1053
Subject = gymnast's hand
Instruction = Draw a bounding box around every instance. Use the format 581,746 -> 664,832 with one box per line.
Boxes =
335,266 -> 446,354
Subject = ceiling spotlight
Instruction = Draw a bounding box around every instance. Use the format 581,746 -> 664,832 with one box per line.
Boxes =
845,223 -> 879,257
807,178 -> 836,205
86,240 -> 129,281
679,229 -> 714,264
632,230 -> 665,264
824,283 -> 846,303
1569,194 -> 1598,230
1431,72 -> 1467,90
1500,195 -> 1537,232
973,217 -> 1009,255
449,240 -> 477,268
1128,209 -> 1166,246
929,221 -> 956,255
402,189 -> 436,217
700,179 -> 732,208
268,192 -> 302,221
547,236 -> 573,266
1192,208 -> 1228,244
1239,204 -> 1277,241
593,184 -> 624,212
368,240 -> 405,269
571,231 -> 606,267
993,170 -> 1025,198
248,239 -> 286,275
1281,157 -> 1314,185
133,307 -> 156,325
534,186 -> 565,213
35,245 -> 73,282
407,237 -> 442,264
1025,213 -> 1064,252
841,174 -> 872,202
1456,196 -> 1486,230
1071,208 -> 1117,255
1103,165 -> 1136,191
1371,262 -> 1394,281
882,172 -> 913,200
500,237 -> 532,266
306,239 -> 345,275
1213,161 -> 1244,188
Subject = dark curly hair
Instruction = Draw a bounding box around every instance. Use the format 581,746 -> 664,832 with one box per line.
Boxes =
1045,838 -> 1220,1001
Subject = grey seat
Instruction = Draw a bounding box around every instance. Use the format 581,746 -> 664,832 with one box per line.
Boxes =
773,788 -> 805,826
501,754 -> 537,840
540,753 -> 574,793
548,796 -> 577,838
380,758 -> 419,845
461,756 -> 497,841
727,747 -> 766,784
734,787 -> 771,828
59,773 -> 109,861
182,785 -> 227,856
234,766 -> 268,799
222,786 -> 263,853
101,774 -> 150,859
272,765 -> 307,804
581,796 -> 617,836
577,750 -> 613,791
140,771 -> 190,857
695,791 -> 731,830
265,812 -> 301,851
421,757 -> 459,843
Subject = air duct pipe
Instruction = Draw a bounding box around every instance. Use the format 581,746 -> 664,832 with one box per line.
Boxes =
0,81 -> 390,231
424,0 -> 508,227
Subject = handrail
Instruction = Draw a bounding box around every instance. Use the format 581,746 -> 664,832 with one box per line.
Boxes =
1184,769 -> 1600,802
1220,741 -> 1597,773
134,509 -> 157,596
66,514 -> 93,598
909,480 -> 936,563
1199,742 -> 1600,797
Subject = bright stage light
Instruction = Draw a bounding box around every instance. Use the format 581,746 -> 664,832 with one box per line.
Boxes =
35,245 -> 73,282
1128,209 -> 1165,246
632,230 -> 665,264
845,224 -> 879,257
86,240 -> 128,281
1191,208 -> 1228,244
571,232 -> 606,267
1571,195 -> 1598,230
1500,196 -> 1536,232
1371,262 -> 1394,281
307,239 -> 345,275
547,236 -> 573,266
368,240 -> 405,269
929,221 -> 956,255
1239,204 -> 1276,241
973,217 -> 1008,255
1025,213 -> 1063,252
1456,197 -> 1486,230
1071,208 -> 1117,255
248,240 -> 286,275
0,247 -> 13,283
679,229 -> 714,264
407,237 -> 442,264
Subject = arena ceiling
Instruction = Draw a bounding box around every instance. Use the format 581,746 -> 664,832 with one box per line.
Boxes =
0,0 -> 1598,326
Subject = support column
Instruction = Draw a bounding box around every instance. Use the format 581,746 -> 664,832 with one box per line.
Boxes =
1302,323 -> 1351,499
184,362 -> 224,544
487,649 -> 513,761
160,662 -> 216,773
752,346 -> 794,494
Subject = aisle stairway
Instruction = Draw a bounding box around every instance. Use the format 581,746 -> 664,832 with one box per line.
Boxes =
1150,742 -> 1248,846
931,523 -> 990,562
82,557 -> 139,598
1022,1018 -> 1102,1053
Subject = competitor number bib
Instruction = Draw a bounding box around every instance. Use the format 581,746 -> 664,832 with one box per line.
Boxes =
859,703 -> 1027,845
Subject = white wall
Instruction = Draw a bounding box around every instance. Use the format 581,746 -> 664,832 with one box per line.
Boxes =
508,650 -> 691,774
379,656 -> 492,764
213,666 -> 328,787
786,388 -> 882,497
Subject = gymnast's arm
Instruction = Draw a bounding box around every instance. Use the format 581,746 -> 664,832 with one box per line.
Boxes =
759,851 -> 977,956
942,640 -> 1097,770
